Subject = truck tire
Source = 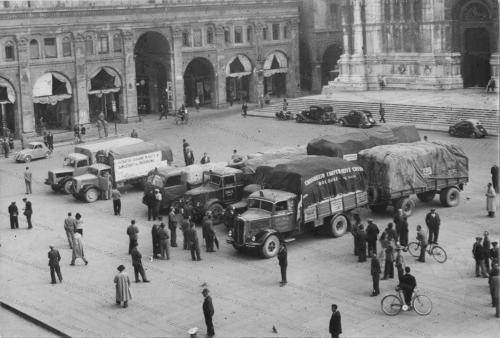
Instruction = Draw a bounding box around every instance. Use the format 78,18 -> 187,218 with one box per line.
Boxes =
208,202 -> 224,225
326,214 -> 348,238
62,179 -> 74,194
417,191 -> 436,203
369,203 -> 388,213
83,187 -> 100,203
395,197 -> 415,217
261,234 -> 280,258
439,187 -> 460,207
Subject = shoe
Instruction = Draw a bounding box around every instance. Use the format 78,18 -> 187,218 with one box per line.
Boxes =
116,301 -> 121,305
85,261 -> 88,265
51,281 -> 57,284
70,263 -> 75,266
370,293 -> 379,297
143,280 -> 150,283
59,279 -> 63,283
197,258 -> 202,261
135,280 -> 141,283
192,258 -> 196,261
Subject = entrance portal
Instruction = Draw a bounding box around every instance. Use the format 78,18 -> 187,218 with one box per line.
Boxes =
225,54 -> 252,104
462,28 -> 491,87
184,57 -> 215,107
263,51 -> 288,97
88,67 -> 122,122
0,77 -> 16,136
321,44 -> 342,85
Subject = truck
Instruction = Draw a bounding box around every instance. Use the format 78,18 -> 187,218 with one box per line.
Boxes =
226,156 -> 368,258
45,137 -> 144,193
70,141 -> 172,203
358,140 -> 469,216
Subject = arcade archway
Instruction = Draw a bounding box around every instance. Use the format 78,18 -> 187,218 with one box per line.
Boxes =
225,54 -> 253,104
88,67 -> 123,122
184,57 -> 215,107
263,51 -> 288,97
135,32 -> 171,115
0,77 -> 16,136
321,44 -> 342,85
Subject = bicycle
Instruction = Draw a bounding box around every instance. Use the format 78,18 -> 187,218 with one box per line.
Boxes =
381,287 -> 432,316
407,242 -> 447,263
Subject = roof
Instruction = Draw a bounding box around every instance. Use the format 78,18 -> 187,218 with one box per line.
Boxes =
209,166 -> 242,176
66,153 -> 89,161
89,163 -> 111,170
464,119 -> 481,125
75,137 -> 143,153
249,189 -> 296,202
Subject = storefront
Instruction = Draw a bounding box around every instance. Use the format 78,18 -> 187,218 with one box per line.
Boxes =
225,54 -> 253,104
263,51 -> 288,97
0,77 -> 16,136
184,57 -> 215,108
88,67 -> 122,122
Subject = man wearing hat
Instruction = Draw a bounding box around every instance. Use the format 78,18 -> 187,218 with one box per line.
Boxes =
126,220 -> 139,255
472,236 -> 488,278
8,201 -> 19,229
425,208 -> 440,245
48,244 -> 62,284
201,288 -> 215,337
366,219 -> 379,258
130,243 -> 150,283
153,189 -> 162,220
416,225 -> 427,262
491,241 -> 499,266
22,197 -> 33,229
114,265 -> 132,308
168,207 -> 178,247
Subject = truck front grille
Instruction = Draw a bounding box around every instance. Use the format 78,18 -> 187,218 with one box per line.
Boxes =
234,219 -> 245,244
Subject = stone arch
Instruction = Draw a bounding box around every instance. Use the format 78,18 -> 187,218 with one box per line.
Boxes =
0,75 -> 18,136
183,57 -> 216,107
321,44 -> 343,86
87,66 -> 124,122
263,50 -> 288,97
225,54 -> 254,103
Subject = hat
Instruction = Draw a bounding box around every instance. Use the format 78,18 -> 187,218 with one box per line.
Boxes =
476,236 -> 482,240
154,189 -> 159,192
367,218 -> 373,222
49,244 -> 54,248
201,288 -> 209,295
117,265 -> 125,272
22,197 -> 27,201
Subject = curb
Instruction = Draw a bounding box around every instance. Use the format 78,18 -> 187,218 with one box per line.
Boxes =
0,301 -> 71,338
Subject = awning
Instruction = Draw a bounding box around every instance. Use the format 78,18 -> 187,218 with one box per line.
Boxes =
225,55 -> 253,78
0,77 -> 16,104
263,51 -> 288,77
88,67 -> 122,95
32,72 -> 72,105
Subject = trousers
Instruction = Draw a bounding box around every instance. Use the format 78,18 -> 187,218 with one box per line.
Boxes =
190,244 -> 201,260
280,264 -> 287,283
372,274 -> 380,294
113,199 -> 121,215
50,265 -> 62,283
10,215 -> 19,229
133,263 -> 147,282
160,240 -> 170,260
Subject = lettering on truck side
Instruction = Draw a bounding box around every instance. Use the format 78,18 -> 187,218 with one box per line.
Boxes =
114,151 -> 164,182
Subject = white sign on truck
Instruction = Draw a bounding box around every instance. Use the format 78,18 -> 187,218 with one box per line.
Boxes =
114,151 -> 167,182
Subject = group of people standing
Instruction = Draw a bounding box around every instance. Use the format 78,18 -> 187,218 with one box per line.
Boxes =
8,197 -> 32,230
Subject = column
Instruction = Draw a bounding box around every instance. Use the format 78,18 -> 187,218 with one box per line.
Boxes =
352,0 -> 364,55
364,0 -> 383,54
74,33 -> 90,125
215,24 -> 226,107
171,27 -> 185,110
286,18 -> 299,97
16,36 -> 35,133
254,22 -> 265,103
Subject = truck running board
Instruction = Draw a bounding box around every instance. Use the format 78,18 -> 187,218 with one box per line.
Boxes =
284,238 -> 296,243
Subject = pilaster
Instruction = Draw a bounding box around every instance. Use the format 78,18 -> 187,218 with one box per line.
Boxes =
17,35 -> 35,133
286,18 -> 299,97
74,32 -> 90,124
172,27 -> 185,109
215,25 -> 226,107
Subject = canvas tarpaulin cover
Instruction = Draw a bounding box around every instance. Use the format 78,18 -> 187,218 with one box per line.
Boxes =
389,125 -> 421,143
357,140 -> 468,193
254,156 -> 366,208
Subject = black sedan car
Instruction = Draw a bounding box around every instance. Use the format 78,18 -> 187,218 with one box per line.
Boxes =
338,110 -> 376,128
296,105 -> 337,124
448,119 -> 488,138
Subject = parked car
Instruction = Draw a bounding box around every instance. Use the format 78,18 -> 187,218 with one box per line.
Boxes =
296,105 -> 337,124
14,141 -> 51,163
275,110 -> 294,120
448,119 -> 488,138
338,110 -> 376,128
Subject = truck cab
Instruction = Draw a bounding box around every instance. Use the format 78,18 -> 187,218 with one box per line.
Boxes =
70,163 -> 112,203
144,167 -> 191,211
45,153 -> 90,193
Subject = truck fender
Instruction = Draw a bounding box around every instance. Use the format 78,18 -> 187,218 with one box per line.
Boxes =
204,198 -> 224,211
254,229 -> 278,244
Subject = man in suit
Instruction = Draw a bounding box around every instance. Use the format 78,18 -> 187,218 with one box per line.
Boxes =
48,244 -> 62,284
24,167 -> 32,194
399,267 -> 417,306
416,225 -> 427,262
8,201 -> 19,229
168,207 -> 178,247
393,208 -> 405,243
151,219 -> 161,259
130,243 -> 150,283
202,288 -> 215,337
365,219 -> 379,257
329,304 -> 342,338
158,222 -> 170,260
203,212 -> 215,252
277,241 -> 288,286
186,222 -> 201,261
22,197 -> 32,229
357,224 -> 367,262
425,208 -> 440,244
126,220 -> 139,255
370,256 -> 381,296
473,236 -> 488,278
63,212 -> 76,249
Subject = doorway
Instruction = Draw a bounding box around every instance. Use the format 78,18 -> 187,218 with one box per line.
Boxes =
462,28 -> 491,87
184,57 -> 215,107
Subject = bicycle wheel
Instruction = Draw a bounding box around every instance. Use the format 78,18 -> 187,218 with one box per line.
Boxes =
407,242 -> 420,257
381,295 -> 403,316
412,295 -> 432,315
430,245 -> 447,263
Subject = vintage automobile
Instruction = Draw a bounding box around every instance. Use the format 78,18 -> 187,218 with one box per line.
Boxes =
275,110 -> 294,120
338,110 -> 376,128
448,119 -> 488,138
14,141 -> 51,163
295,105 -> 337,124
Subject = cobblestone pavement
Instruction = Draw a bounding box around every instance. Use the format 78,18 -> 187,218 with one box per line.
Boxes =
0,111 -> 498,337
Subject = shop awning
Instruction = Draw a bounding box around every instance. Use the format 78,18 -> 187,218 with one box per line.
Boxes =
88,67 -> 122,95
32,72 -> 72,105
0,77 -> 16,104
263,51 -> 288,77
225,54 -> 252,78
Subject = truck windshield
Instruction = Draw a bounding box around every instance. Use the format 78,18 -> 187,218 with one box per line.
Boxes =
63,157 -> 76,167
247,198 -> 273,212
147,174 -> 165,187
209,175 -> 221,186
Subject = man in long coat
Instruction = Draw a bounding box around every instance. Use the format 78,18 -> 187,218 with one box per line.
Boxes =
131,244 -> 150,283
365,219 -> 379,257
48,244 -> 62,284
114,265 -> 132,308
370,255 -> 381,296
425,208 -> 441,244
356,225 -> 367,262
8,201 -> 19,229
202,288 -> 215,337
186,222 -> 201,261
486,183 -> 497,217
329,304 -> 342,338
277,241 -> 288,286
203,213 -> 215,252
168,207 -> 178,247
22,197 -> 33,229
151,221 -> 161,259
126,220 -> 139,255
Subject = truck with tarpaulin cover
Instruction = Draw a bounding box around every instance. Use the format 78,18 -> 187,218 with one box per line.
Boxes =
226,156 -> 368,258
70,141 -> 172,203
358,140 -> 469,216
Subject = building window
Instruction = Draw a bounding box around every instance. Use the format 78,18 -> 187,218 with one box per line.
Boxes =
182,30 -> 191,47
113,34 -> 122,52
85,37 -> 93,55
30,39 -> 39,59
224,28 -> 230,43
262,26 -> 268,40
193,29 -> 202,47
206,27 -> 214,44
329,4 -> 340,26
247,26 -> 253,43
4,42 -> 14,61
3,1 -> 9,8
98,35 -> 109,54
234,26 -> 242,43
272,23 -> 280,40
62,37 -> 71,57
283,24 -> 289,39
44,38 -> 57,58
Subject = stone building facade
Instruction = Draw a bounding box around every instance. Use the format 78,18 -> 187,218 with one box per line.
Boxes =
0,0 -> 299,137
299,0 -> 499,93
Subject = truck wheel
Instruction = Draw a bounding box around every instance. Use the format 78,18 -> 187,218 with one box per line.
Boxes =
369,203 -> 388,213
395,197 -> 415,217
439,187 -> 460,207
208,203 -> 224,225
417,191 -> 436,203
326,214 -> 348,238
62,179 -> 74,194
83,187 -> 100,203
261,234 -> 280,258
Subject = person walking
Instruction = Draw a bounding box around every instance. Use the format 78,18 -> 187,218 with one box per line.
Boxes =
151,220 -> 161,259
277,241 -> 288,286
70,232 -> 88,266
159,103 -> 168,120
473,236 -> 488,278
200,152 -> 211,164
24,167 -> 32,195
126,220 -> 139,255
382,244 -> 394,280
64,212 -> 76,249
486,183 -> 497,217
203,213 -> 216,252
329,304 -> 342,338
143,190 -> 155,221
153,189 -> 162,221
187,222 -> 201,261
395,245 -> 405,282
357,224 -> 367,262
22,197 -> 33,229
130,129 -> 138,138
241,101 -> 248,117
168,207 -> 178,247
370,255 -> 381,296
47,132 -> 54,151
425,208 -> 440,244
48,244 -> 62,284
366,219 -> 379,257
114,265 -> 132,308
158,222 -> 170,260
111,187 -> 121,216
416,225 -> 427,262
351,213 -> 362,256
74,213 -> 83,235
484,231 -> 492,273
131,243 -> 150,283
398,267 -> 416,307
202,288 -> 215,337
8,201 -> 19,229
378,103 -> 386,123
491,165 -> 499,193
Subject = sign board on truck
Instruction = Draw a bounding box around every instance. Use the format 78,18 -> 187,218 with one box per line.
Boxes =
114,150 -> 167,182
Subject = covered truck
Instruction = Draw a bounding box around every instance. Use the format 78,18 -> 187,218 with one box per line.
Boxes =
358,140 -> 469,216
45,137 -> 145,193
307,125 -> 420,161
227,156 -> 368,258
70,141 -> 172,203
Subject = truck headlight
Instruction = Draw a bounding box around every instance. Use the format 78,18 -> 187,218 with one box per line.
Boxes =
251,236 -> 256,242
228,230 -> 233,237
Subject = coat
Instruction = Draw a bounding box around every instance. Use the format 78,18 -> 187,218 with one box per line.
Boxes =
23,201 -> 33,216
114,272 -> 132,302
486,185 -> 498,212
425,212 -> 440,228
399,273 -> 416,292
416,229 -> 428,246
127,224 -> 139,240
473,242 -> 484,260
72,233 -> 85,259
203,295 -> 214,319
329,310 -> 342,335
186,227 -> 199,247
8,203 -> 18,216
371,257 -> 381,276
203,218 -> 215,239
48,248 -> 61,267
366,223 -> 379,241
131,246 -> 143,266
